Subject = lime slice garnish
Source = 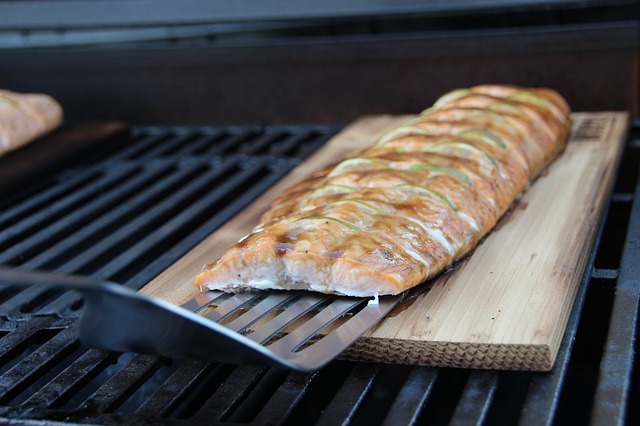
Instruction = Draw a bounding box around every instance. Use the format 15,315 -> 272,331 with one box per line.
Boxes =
327,199 -> 386,215
420,109 -> 525,139
309,184 -> 357,198
486,113 -> 526,138
393,184 -> 457,211
406,116 -> 437,126
486,101 -> 522,115
368,145 -> 408,153
378,125 -> 434,144
0,96 -> 19,108
458,129 -> 506,149
431,88 -> 471,109
327,158 -> 388,178
407,164 -> 472,185
507,91 -> 566,122
507,91 -> 553,109
426,142 -> 499,170
295,216 -> 361,231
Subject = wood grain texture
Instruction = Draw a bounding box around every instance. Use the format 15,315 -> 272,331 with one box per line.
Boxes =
141,112 -> 627,370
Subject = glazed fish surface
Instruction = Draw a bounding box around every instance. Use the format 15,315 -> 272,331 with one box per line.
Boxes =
195,85 -> 571,296
0,89 -> 63,156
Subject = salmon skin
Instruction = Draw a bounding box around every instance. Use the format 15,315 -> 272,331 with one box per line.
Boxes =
195,85 -> 571,297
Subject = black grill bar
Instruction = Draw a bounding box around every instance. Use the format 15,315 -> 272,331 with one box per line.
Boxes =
515,180 -> 612,426
18,163 -> 184,272
312,363 -> 381,425
134,360 -> 209,417
23,348 -> 117,410
222,368 -> 292,423
591,156 -> 640,424
132,133 -> 205,159
237,131 -> 286,156
0,121 -> 637,425
248,370 -> 314,425
115,160 -> 300,291
0,126 -> 332,318
0,167 -> 137,263
168,132 -> 229,158
449,371 -> 499,425
0,170 -> 102,233
380,367 -> 437,426
2,287 -> 67,320
79,354 -> 167,413
107,131 -> 188,161
165,363 -> 235,420
199,130 -> 260,157
0,321 -> 80,406
88,160 -> 270,281
54,162 -> 239,277
191,365 -> 266,421
265,130 -> 321,158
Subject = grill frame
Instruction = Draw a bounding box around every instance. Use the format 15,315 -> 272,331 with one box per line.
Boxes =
0,120 -> 637,424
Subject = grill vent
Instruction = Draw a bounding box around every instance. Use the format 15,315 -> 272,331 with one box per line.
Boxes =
571,117 -> 614,141
0,122 -> 637,424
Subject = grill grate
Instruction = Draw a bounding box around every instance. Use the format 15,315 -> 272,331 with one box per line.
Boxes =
0,125 -> 335,319
0,121 -> 638,425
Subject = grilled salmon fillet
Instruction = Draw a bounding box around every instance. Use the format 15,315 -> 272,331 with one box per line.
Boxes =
195,85 -> 571,296
0,89 -> 63,156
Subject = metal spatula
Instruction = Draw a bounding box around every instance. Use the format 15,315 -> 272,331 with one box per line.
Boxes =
0,269 -> 403,371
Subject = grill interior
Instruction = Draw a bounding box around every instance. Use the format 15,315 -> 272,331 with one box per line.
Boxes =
0,120 -> 638,425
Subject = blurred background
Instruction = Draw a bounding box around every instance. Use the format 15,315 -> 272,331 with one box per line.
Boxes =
1,0 -> 638,125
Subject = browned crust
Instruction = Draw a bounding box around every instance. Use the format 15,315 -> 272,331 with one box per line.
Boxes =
196,85 -> 571,296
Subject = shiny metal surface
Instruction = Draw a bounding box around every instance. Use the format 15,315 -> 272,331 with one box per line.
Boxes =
0,268 -> 402,372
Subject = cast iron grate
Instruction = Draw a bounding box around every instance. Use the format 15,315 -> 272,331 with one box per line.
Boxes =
0,124 -> 336,319
0,121 -> 638,425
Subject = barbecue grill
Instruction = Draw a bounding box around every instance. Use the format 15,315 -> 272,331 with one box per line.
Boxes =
0,1 -> 638,425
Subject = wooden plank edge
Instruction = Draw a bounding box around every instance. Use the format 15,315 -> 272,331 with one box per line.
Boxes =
345,111 -> 629,371
544,111 -> 629,363
140,112 -> 629,371
342,338 -> 554,371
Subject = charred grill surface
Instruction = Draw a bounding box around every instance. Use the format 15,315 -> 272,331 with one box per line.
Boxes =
0,121 -> 637,425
